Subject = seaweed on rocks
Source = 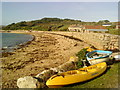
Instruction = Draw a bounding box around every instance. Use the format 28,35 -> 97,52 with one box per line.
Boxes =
76,48 -> 88,68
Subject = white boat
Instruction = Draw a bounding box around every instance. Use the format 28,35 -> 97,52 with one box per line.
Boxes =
114,55 -> 120,61
86,50 -> 112,65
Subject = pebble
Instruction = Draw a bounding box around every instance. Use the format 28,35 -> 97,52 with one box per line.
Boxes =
41,61 -> 43,63
100,83 -> 104,85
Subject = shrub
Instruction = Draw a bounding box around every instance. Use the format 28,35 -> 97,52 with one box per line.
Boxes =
76,48 -> 88,68
108,29 -> 120,35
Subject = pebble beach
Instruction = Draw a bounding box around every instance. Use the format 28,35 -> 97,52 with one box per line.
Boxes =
1,31 -> 91,88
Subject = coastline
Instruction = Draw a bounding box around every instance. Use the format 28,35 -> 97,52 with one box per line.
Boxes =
1,32 -> 35,57
1,31 -> 91,88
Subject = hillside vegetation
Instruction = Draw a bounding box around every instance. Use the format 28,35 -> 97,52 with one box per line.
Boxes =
2,18 -> 112,31
3,18 -> 82,31
2,18 -> 119,35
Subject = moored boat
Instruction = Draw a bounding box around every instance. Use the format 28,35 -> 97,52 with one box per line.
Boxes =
46,62 -> 107,88
86,50 -> 112,65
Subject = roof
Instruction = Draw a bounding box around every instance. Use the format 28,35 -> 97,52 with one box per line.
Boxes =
114,22 -> 120,25
84,25 -> 107,29
87,29 -> 108,31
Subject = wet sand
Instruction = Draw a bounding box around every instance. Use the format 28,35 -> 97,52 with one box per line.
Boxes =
1,31 -> 90,88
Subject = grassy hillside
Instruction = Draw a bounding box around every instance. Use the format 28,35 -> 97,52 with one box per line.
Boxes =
2,18 -> 82,31
3,18 -> 112,31
2,18 -> 119,35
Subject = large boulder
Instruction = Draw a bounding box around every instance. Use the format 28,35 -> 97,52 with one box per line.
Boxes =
17,76 -> 41,88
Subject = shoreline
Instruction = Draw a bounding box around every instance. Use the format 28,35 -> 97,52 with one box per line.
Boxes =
2,31 -> 91,88
1,32 -> 35,57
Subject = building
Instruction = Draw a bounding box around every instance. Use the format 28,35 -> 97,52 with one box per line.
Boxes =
84,25 -> 108,32
68,25 -> 85,32
115,22 -> 120,29
102,24 -> 111,27
68,24 -> 108,32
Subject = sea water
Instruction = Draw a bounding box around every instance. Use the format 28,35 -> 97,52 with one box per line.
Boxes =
0,33 -> 34,52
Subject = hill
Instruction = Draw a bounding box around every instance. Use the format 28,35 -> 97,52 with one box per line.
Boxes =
2,18 -> 81,31
3,18 -> 117,32
3,18 -> 111,31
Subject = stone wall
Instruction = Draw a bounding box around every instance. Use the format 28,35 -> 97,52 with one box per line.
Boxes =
49,31 -> 119,51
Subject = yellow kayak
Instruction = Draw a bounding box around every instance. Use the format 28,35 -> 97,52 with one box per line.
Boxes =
46,62 -> 107,88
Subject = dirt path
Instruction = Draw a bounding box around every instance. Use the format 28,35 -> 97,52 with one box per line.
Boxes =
1,31 -> 90,88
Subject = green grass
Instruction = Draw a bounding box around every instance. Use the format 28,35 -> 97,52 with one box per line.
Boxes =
108,29 -> 120,35
63,62 -> 119,88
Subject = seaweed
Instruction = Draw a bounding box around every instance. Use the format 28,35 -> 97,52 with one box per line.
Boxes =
76,48 -> 88,68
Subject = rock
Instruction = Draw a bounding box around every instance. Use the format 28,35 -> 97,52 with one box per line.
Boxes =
69,56 -> 78,62
41,61 -> 43,63
17,76 -> 41,88
74,43 -> 78,46
100,83 -> 104,86
35,69 -> 57,82
57,60 -> 77,72
50,68 -> 59,73
2,52 -> 14,57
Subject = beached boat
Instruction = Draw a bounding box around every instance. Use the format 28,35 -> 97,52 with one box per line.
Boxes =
46,62 -> 107,88
86,50 -> 112,65
114,55 -> 120,61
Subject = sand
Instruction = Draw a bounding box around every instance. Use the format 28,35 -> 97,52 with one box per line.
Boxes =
1,31 -> 91,88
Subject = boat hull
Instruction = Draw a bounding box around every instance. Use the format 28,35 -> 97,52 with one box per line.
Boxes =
88,57 -> 109,65
46,62 -> 107,88
86,50 -> 112,65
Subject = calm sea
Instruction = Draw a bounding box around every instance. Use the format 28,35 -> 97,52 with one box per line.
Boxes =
0,33 -> 33,52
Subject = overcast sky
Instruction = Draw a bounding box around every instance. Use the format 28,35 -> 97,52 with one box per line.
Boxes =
1,1 -> 119,25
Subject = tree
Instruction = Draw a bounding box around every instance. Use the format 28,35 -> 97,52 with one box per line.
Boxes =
104,20 -> 110,23
98,20 -> 110,24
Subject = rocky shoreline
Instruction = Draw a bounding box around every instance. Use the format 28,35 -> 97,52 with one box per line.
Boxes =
1,32 -> 35,57
1,31 -> 91,88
